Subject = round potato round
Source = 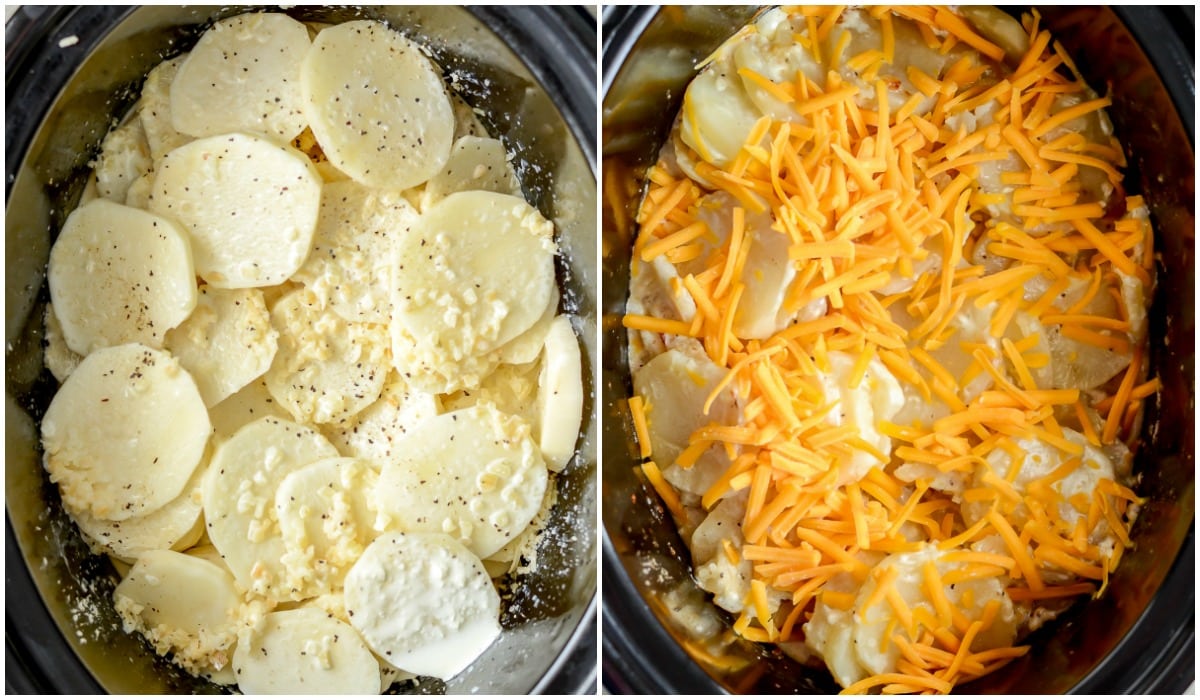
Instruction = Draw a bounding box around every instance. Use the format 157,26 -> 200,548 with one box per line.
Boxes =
170,12 -> 311,142
48,199 -> 198,356
149,132 -> 322,289
41,343 -> 211,521
301,20 -> 454,190
389,191 -> 557,369
343,532 -> 500,681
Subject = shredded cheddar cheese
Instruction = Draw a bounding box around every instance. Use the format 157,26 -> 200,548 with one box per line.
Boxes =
622,4 -> 1153,695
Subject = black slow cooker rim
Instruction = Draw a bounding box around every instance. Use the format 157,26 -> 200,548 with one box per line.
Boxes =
5,4 -> 597,695
600,4 -> 1194,695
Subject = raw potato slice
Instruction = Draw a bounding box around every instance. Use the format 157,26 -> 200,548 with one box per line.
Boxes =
232,607 -> 380,694
815,352 -> 905,485
323,372 -> 440,466
496,286 -> 559,366
292,180 -> 419,325
847,545 -> 1019,678
71,464 -> 207,562
48,198 -> 198,356
442,361 -> 540,427
275,457 -> 380,594
202,416 -> 339,598
149,132 -> 322,289
113,549 -> 242,675
139,56 -> 192,162
390,323 -> 503,395
390,190 -> 557,368
343,532 -> 501,681
265,288 -> 390,425
164,285 -> 279,407
93,111 -> 152,204
375,404 -> 548,558
170,13 -> 311,142
43,303 -> 82,383
631,347 -> 738,469
420,136 -> 521,210
301,20 -> 454,190
679,56 -> 763,168
41,344 -> 210,521
451,93 -> 489,140
208,377 -> 291,440
536,315 -> 583,473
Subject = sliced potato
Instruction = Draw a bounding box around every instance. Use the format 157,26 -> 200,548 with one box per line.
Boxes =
93,112 -> 152,204
374,404 -> 548,559
48,198 -> 197,355
631,347 -> 738,469
149,132 -> 322,289
264,288 -> 390,425
207,377 -> 291,441
420,136 -> 521,210
202,416 -> 338,598
441,361 -> 540,427
390,191 -> 557,370
275,457 -> 380,594
291,180 -> 418,325
343,532 -> 501,681
138,55 -> 192,162
496,286 -> 558,366
43,303 -> 82,383
170,12 -> 311,142
322,371 -> 441,467
849,546 -> 1018,677
70,464 -> 206,561
535,315 -> 583,473
679,56 -> 763,168
41,344 -> 210,521
113,549 -> 241,675
301,20 -> 453,190
232,607 -> 381,694
164,285 -> 278,407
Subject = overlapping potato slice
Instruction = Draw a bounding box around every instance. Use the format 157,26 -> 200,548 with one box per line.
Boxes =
139,55 -> 192,162
202,416 -> 338,599
43,303 -> 82,383
264,288 -> 390,425
375,404 -> 548,559
41,343 -> 210,521
420,136 -> 521,210
170,13 -> 311,142
149,132 -> 322,288
164,285 -> 278,407
48,199 -> 197,355
113,549 -> 242,675
389,191 -> 557,386
322,371 -> 440,466
233,607 -> 381,694
292,180 -> 418,325
93,112 -> 152,204
207,377 -> 292,440
71,464 -> 207,561
301,20 -> 454,190
535,315 -> 583,473
275,457 -> 380,593
343,532 -> 501,681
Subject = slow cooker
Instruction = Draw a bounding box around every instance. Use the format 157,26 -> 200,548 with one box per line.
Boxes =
601,5 -> 1194,694
5,5 -> 597,694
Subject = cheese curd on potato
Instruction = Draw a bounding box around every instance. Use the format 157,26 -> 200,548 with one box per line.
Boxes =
37,11 -> 585,695
624,5 -> 1153,694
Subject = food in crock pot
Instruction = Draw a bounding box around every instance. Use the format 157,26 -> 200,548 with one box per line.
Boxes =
623,5 -> 1154,694
39,11 -> 584,694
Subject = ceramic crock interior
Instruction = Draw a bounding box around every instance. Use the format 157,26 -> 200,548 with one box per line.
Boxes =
5,5 -> 597,694
601,6 -> 1194,694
